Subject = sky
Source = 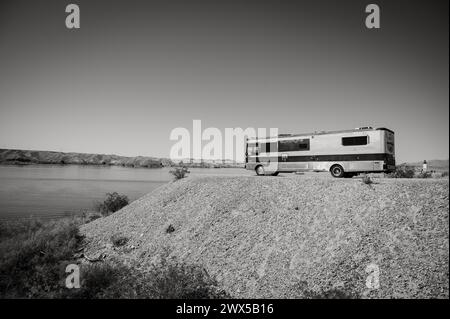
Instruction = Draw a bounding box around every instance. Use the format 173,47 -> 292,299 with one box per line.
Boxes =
0,0 -> 448,163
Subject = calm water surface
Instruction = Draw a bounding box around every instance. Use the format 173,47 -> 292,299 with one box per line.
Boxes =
0,165 -> 249,219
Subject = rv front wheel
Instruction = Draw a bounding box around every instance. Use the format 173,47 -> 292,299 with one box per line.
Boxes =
330,165 -> 345,178
255,165 -> 265,176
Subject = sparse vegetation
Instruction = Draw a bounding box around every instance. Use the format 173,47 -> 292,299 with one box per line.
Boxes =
144,254 -> 229,299
0,217 -> 83,298
386,165 -> 416,178
80,211 -> 103,223
386,165 -> 447,179
170,167 -> 190,180
0,218 -> 45,241
0,216 -> 228,299
166,224 -> 175,234
62,255 -> 228,299
417,171 -> 432,179
62,263 -> 135,299
110,234 -> 129,247
296,281 -> 359,299
362,175 -> 373,185
95,192 -> 129,216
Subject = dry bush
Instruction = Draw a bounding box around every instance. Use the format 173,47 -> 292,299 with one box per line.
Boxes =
170,167 -> 190,180
166,224 -> 175,234
110,234 -> 129,247
417,171 -> 432,179
362,175 -> 373,185
95,192 -> 129,216
386,165 -> 416,178
144,254 -> 229,299
296,281 -> 359,299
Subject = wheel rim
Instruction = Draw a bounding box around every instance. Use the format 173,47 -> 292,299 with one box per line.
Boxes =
332,166 -> 342,176
256,166 -> 265,175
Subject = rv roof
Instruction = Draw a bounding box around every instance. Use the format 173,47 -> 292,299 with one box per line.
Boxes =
246,127 -> 393,141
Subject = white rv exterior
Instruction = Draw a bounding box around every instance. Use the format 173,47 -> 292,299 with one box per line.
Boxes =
245,127 -> 395,177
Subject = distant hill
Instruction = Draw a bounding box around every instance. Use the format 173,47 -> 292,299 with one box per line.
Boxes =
401,159 -> 449,171
0,149 -> 243,168
0,149 -> 172,168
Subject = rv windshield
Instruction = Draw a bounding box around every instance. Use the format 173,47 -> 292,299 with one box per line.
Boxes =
247,144 -> 259,155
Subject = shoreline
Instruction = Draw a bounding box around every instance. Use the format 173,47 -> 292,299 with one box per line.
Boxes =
0,162 -> 245,169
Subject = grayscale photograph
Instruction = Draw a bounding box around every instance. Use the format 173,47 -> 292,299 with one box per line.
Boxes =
0,0 -> 448,307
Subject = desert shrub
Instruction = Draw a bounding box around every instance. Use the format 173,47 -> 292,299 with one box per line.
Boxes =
296,281 -> 359,299
0,218 -> 45,241
170,167 -> 190,180
61,254 -> 228,299
0,218 -> 83,298
362,175 -> 373,185
387,165 -> 416,178
61,263 -> 143,299
303,287 -> 358,299
144,254 -> 229,299
95,192 -> 129,216
417,171 -> 432,179
166,224 -> 175,234
79,211 -> 102,223
62,257 -> 229,299
110,234 -> 129,247
78,263 -> 118,298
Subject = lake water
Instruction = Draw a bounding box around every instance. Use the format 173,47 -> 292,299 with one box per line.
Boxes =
0,165 -> 250,220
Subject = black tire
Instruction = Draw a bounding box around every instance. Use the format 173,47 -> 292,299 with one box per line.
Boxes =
330,165 -> 345,178
271,172 -> 279,176
255,165 -> 265,176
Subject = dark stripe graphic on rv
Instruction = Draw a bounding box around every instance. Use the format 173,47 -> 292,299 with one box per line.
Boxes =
255,153 -> 393,162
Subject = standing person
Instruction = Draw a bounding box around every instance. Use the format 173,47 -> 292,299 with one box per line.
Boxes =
422,160 -> 428,173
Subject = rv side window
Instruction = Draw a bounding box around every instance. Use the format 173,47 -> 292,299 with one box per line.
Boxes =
342,136 -> 368,146
279,139 -> 310,152
259,142 -> 277,153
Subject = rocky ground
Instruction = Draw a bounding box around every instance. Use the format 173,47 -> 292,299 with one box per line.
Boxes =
80,174 -> 449,298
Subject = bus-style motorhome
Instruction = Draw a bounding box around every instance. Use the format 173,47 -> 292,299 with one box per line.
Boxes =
245,127 -> 395,177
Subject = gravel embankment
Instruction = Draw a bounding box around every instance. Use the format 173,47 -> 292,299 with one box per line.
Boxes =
81,174 -> 449,298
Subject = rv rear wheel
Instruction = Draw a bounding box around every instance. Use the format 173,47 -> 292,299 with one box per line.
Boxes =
330,165 -> 345,178
256,165 -> 265,176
